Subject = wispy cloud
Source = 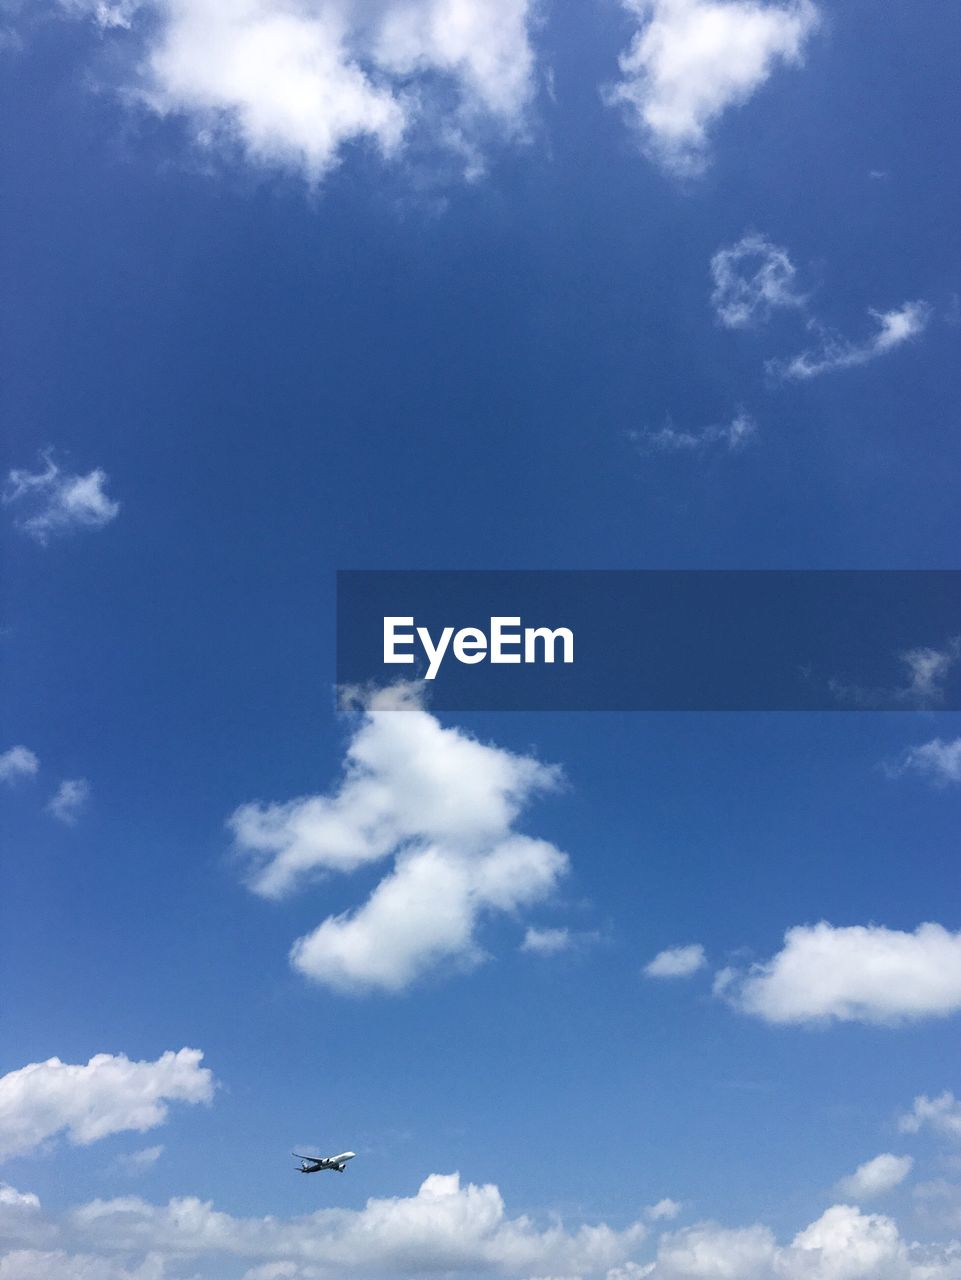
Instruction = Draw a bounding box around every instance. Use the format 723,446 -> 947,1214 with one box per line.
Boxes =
605,0 -> 819,175
0,745 -> 39,785
710,233 -> 806,328
889,738 -> 961,787
520,926 -> 573,955
770,301 -> 932,380
520,925 -> 599,956
4,451 -> 119,545
710,233 -> 932,381
46,779 -> 91,826
112,1145 -> 165,1177
630,411 -> 757,455
832,637 -> 960,710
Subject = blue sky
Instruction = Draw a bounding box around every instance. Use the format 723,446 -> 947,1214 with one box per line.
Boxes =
1,1 -> 961,1278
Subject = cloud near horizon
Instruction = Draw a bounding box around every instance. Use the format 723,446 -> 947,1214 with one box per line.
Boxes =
5,1181 -> 961,1279
230,684 -> 568,993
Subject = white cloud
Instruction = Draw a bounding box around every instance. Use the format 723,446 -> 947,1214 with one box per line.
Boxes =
718,922 -> 961,1026
900,1093 -> 961,1142
521,927 -> 573,956
113,1146 -> 165,1177
0,1049 -> 215,1161
8,1180 -> 961,1280
46,778 -> 91,826
605,0 -> 818,175
833,638 -> 960,711
647,1200 -> 683,1222
643,1203 -> 951,1279
3,452 -> 120,545
710,234 -> 805,328
0,1186 -> 41,1213
0,746 -> 39,785
645,944 -> 706,979
0,1183 -> 52,1253
68,1171 -> 648,1277
630,412 -> 757,455
49,0 -> 538,183
892,738 -> 961,787
837,1154 -> 914,1202
645,1219 -> 777,1277
0,1251 -> 167,1280
899,640 -> 961,706
771,301 -> 932,380
230,684 -> 568,992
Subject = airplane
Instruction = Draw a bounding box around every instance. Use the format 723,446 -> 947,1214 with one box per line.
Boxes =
293,1151 -> 356,1174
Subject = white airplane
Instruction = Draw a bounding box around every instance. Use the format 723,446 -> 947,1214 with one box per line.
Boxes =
293,1151 -> 356,1174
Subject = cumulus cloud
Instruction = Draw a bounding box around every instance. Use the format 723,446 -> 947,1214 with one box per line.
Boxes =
46,778 -> 91,826
643,1203 -> 952,1279
710,234 -> 805,327
837,1154 -> 914,1202
3,452 -> 119,545
67,1172 -> 648,1277
7,1179 -> 961,1280
230,684 -> 568,992
630,412 -> 757,454
771,301 -> 932,380
644,944 -> 706,979
46,0 -> 538,183
717,922 -> 961,1026
0,1049 -> 215,1161
0,1251 -> 167,1279
605,0 -> 818,175
0,746 -> 39,785
900,1093 -> 961,1142
891,738 -> 961,787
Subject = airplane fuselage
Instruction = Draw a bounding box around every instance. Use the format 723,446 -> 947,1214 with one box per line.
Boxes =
295,1151 -> 356,1174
